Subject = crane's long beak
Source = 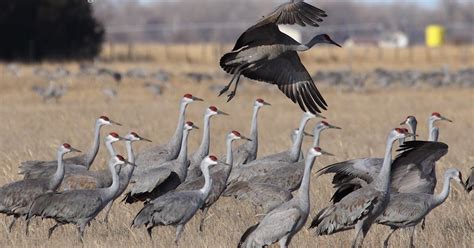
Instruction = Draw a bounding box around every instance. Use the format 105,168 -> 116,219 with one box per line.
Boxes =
118,136 -> 129,141
139,136 -> 152,142
192,124 -> 200,129
329,124 -> 342,130
110,120 -> 122,126
322,150 -> 335,156
217,110 -> 229,116
126,160 -> 138,167
303,131 -> 314,137
441,116 -> 453,122
405,132 -> 416,138
192,96 -> 204,101
263,101 -> 271,106
240,135 -> 252,141
70,147 -> 81,153
328,37 -> 342,48
399,120 -> 406,125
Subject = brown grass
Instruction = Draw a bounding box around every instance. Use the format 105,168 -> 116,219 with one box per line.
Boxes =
0,60 -> 472,248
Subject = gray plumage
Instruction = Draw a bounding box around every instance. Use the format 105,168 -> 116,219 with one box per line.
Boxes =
310,129 -> 413,248
26,155 -> 132,241
19,116 -> 118,179
377,168 -> 463,248
132,156 -> 218,244
227,112 -> 316,187
125,122 -> 197,203
238,147 -> 329,248
135,94 -> 202,167
186,106 -> 228,181
58,132 -> 128,191
232,99 -> 270,167
219,0 -> 340,115
176,131 -> 247,231
0,144 -> 78,232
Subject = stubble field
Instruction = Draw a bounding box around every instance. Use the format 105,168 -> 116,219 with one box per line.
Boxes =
0,58 -> 472,248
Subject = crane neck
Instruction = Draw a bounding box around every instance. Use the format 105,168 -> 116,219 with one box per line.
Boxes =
103,161 -> 121,202
432,172 -> 453,207
408,123 -> 417,141
373,135 -> 396,192
177,129 -> 190,162
84,121 -> 102,169
312,128 -> 322,147
48,150 -> 66,191
125,141 -> 135,164
199,164 -> 213,198
105,140 -> 116,157
290,116 -> 311,162
297,153 -> 317,208
226,138 -> 234,165
170,101 -> 188,157
197,114 -> 212,159
249,106 -> 260,151
428,119 -> 437,141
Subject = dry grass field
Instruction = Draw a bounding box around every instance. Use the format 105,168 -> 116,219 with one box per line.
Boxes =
0,51 -> 472,247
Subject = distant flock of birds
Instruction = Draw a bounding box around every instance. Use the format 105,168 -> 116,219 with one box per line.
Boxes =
1,1 -> 472,247
0,93 -> 472,247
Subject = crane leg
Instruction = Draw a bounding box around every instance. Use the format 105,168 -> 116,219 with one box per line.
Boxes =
174,224 -> 185,244
198,207 -> 209,232
408,226 -> 416,248
146,226 -> 154,240
77,223 -> 86,243
226,71 -> 241,102
279,235 -> 289,248
352,221 -> 369,248
420,218 -> 426,230
383,227 -> 398,248
102,201 -> 113,224
8,216 -> 18,232
25,217 -> 31,236
219,64 -> 246,97
48,223 -> 63,239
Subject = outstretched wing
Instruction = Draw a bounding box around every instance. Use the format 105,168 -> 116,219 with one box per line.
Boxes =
243,52 -> 327,114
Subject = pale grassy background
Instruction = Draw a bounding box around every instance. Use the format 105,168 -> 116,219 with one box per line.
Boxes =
0,53 -> 472,248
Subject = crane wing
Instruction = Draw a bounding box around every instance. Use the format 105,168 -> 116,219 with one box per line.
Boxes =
310,187 -> 380,235
255,0 -> 326,28
377,193 -> 431,226
242,52 -> 327,114
252,207 -> 301,245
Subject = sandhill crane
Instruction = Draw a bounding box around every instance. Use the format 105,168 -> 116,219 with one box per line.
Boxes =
125,122 -> 198,203
176,131 -> 250,231
466,167 -> 473,192
238,147 -> 332,248
377,168 -> 463,248
309,128 -> 413,248
135,94 -> 202,168
0,144 -> 80,232
102,87 -> 118,102
399,115 -> 417,145
132,155 -> 219,244
312,120 -> 341,147
219,0 -> 340,115
232,98 -> 271,167
19,116 -> 120,179
428,112 -> 452,142
226,121 -> 339,199
26,155 -> 135,242
318,112 -> 452,203
55,132 -> 127,191
186,106 -> 228,181
227,111 -> 317,186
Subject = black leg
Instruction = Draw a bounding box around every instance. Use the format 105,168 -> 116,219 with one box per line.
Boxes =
219,64 -> 245,97
227,71 -> 241,102
8,216 -> 18,232
48,223 -> 62,239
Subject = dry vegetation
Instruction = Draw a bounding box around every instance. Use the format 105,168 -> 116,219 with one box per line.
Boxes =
0,46 -> 472,247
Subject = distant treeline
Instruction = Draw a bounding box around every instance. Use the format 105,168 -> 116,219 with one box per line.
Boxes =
0,0 -> 104,61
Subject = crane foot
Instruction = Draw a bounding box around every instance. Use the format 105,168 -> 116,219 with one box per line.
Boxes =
218,85 -> 230,96
227,91 -> 236,102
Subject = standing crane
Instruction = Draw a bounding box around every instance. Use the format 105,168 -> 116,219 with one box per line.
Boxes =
176,131 -> 250,231
238,147 -> 333,248
26,155 -> 135,242
19,116 -> 120,178
59,132 -> 129,190
309,128 -> 414,248
232,98 -> 271,167
317,112 -> 452,203
219,0 -> 340,115
398,115 -> 417,145
125,122 -> 198,203
135,94 -> 203,167
0,144 -> 80,232
227,111 -> 317,186
377,168 -> 463,248
132,155 -> 219,244
186,106 -> 228,181
428,112 -> 452,142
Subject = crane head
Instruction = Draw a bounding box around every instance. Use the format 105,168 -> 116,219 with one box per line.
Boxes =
255,98 -> 271,107
183,93 -> 203,103
98,115 -> 121,126
60,143 -> 81,153
208,106 -> 229,116
127,132 -> 152,143
430,112 -> 452,123
185,121 -> 199,130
